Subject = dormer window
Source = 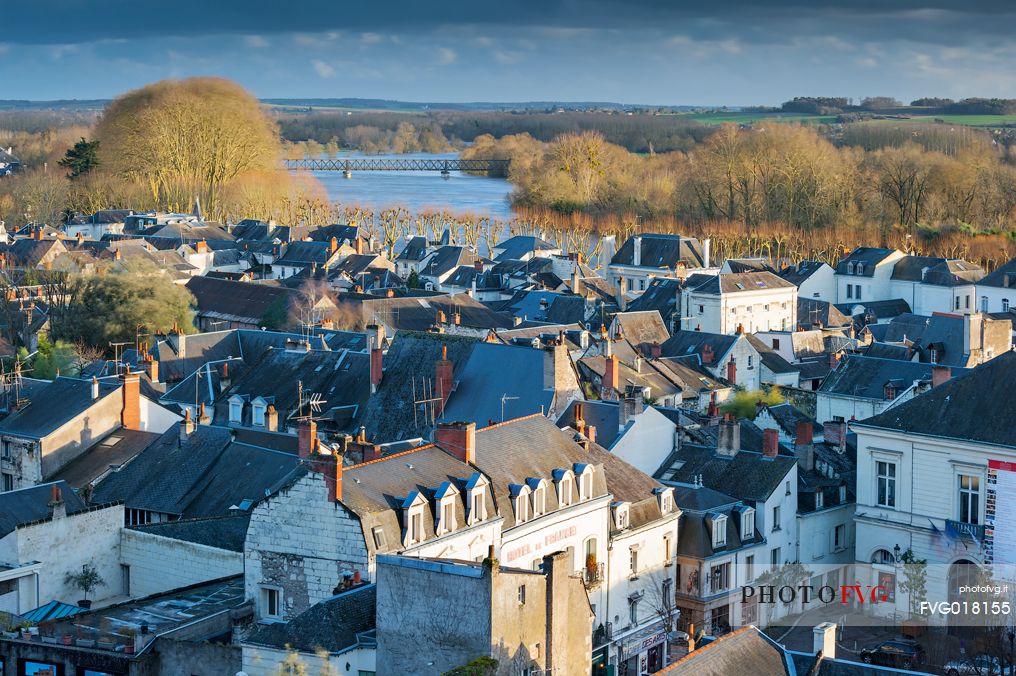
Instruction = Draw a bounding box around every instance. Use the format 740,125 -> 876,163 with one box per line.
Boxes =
839,484 -> 847,504
228,396 -> 243,423
575,464 -> 594,501
739,507 -> 755,541
815,491 -> 824,509
654,487 -> 675,514
252,398 -> 267,427
848,262 -> 856,275
529,478 -> 548,517
613,502 -> 630,530
439,499 -> 456,534
402,491 -> 428,546
514,487 -> 531,524
856,263 -> 864,275
433,481 -> 459,535
709,513 -> 728,548
554,469 -> 575,508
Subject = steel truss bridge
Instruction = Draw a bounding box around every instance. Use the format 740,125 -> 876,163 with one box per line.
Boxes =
285,158 -> 509,173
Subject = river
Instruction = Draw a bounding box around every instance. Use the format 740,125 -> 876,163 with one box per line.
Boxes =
303,152 -> 515,220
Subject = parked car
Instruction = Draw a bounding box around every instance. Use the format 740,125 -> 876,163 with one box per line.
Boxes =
859,639 -> 925,669
943,654 -> 1015,676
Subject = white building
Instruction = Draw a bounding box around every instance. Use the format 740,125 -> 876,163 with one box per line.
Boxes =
607,234 -> 713,294
779,261 -> 836,301
833,247 -> 904,305
851,352 -> 1016,625
659,330 -> 763,392
888,256 -> 984,316
682,272 -> 797,335
976,257 -> 1016,314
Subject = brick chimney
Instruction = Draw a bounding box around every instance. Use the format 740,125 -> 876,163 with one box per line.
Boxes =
146,355 -> 159,384
932,365 -> 951,388
573,402 -> 586,436
795,421 -> 814,471
435,345 -> 454,414
298,418 -> 320,459
736,323 -> 744,334
824,420 -> 847,453
91,376 -> 100,400
602,353 -> 620,397
32,226 -> 43,241
195,240 -> 209,254
329,236 -> 338,254
586,425 -> 596,445
310,451 -> 342,502
220,362 -> 231,392
717,414 -> 740,457
435,421 -> 476,464
829,352 -> 840,369
702,343 -> 714,365
707,391 -> 720,421
474,259 -> 484,272
726,359 -> 737,385
121,370 -> 141,431
265,405 -> 278,432
50,484 -> 67,519
355,236 -> 364,255
370,343 -> 383,392
762,427 -> 779,458
436,309 -> 447,325
180,408 -> 195,444
650,341 -> 662,359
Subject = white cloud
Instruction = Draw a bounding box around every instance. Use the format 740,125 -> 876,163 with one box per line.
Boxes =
435,47 -> 457,65
855,56 -> 878,68
360,32 -> 383,44
494,50 -> 524,65
244,35 -> 270,49
312,59 -> 336,78
0,43 -> 9,55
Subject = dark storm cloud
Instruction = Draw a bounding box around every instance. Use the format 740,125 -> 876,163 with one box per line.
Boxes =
5,0 -> 1014,46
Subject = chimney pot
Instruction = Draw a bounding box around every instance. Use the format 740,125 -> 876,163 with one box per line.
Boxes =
726,359 -> 737,385
91,376 -> 99,400
602,354 -> 620,398
120,371 -> 141,431
298,418 -> 320,459
586,425 -> 596,444
932,365 -> 951,387
762,428 -> 779,457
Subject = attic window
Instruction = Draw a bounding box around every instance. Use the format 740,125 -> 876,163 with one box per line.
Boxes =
711,514 -> 728,548
578,468 -> 593,501
734,283 -> 745,290
856,263 -> 864,275
438,497 -> 456,535
532,483 -> 547,516
839,485 -> 847,504
557,472 -> 574,507
372,526 -> 387,549
740,507 -> 754,541
406,507 -> 424,546
614,503 -> 630,530
229,400 -> 242,423
252,402 -> 266,427
469,487 -> 487,525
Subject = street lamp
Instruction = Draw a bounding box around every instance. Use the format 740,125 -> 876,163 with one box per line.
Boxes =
893,543 -> 902,563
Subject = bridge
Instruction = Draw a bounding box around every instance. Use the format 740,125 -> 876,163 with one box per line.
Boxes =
285,157 -> 509,175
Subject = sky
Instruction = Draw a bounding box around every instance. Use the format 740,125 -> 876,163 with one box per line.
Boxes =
3,1 -> 1016,105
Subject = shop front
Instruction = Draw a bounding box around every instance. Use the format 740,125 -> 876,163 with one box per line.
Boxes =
615,625 -> 667,676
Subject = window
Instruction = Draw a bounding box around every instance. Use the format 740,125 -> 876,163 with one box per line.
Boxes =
629,547 -> 639,577
856,263 -> 864,275
515,492 -> 530,523
228,400 -> 242,423
518,584 -> 526,605
1004,298 -> 1011,312
470,489 -> 485,524
579,470 -> 593,500
965,295 -> 971,309
958,475 -> 980,525
408,510 -> 424,544
846,284 -> 853,299
981,296 -> 989,312
558,476 -> 572,507
833,524 -> 846,551
439,499 -> 455,534
533,486 -> 546,516
815,491 -> 824,509
955,296 -> 962,311
252,402 -> 266,427
745,555 -> 755,582
615,504 -> 630,529
711,515 -> 727,548
740,508 -> 754,540
371,526 -> 387,549
1,472 -> 12,492
848,262 -> 856,275
698,304 -> 704,314
855,284 -> 862,300
121,564 -> 131,596
876,460 -> 897,508
839,485 -> 847,504
709,563 -> 731,592
747,355 -> 753,369
772,338 -> 780,349
663,534 -> 672,562
662,578 -> 673,603
764,304 -> 770,311
639,279 -> 645,291
871,549 -> 895,565
585,538 -> 598,568
770,547 -> 782,567
771,506 -> 781,532
629,598 -> 640,625
261,587 -> 281,619
2,441 -> 9,458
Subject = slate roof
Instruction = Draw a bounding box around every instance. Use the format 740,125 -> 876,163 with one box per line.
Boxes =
419,246 -> 480,278
90,423 -> 301,518
185,276 -> 292,326
0,481 -> 88,537
442,265 -> 500,291
691,271 -> 795,295
579,353 -> 684,402
978,256 -> 1016,288
128,514 -> 251,552
492,235 -> 557,261
659,330 -> 739,364
760,402 -> 823,437
724,258 -> 777,274
624,277 -> 682,324
275,240 -> 334,267
819,355 -> 968,400
395,236 -> 429,262
0,377 -> 120,439
858,350 -> 1016,448
779,260 -> 830,287
613,311 -> 671,348
557,400 -> 624,448
863,342 -> 912,361
246,584 -> 376,654
798,298 -> 852,330
655,445 -> 796,502
360,294 -> 514,333
745,335 -> 800,375
307,223 -> 360,245
834,247 -> 900,276
48,428 -> 161,488
876,312 -> 978,367
891,256 -> 983,285
835,298 -> 912,321
611,234 -> 706,269
662,626 -> 790,675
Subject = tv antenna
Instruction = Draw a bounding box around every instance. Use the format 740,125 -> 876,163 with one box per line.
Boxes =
411,376 -> 444,428
500,393 -> 519,422
297,380 -> 324,419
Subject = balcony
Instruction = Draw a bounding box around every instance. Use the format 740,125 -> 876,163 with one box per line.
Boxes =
584,562 -> 605,589
946,519 -> 985,542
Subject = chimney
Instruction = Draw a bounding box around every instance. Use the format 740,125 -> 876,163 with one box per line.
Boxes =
121,370 -> 141,431
435,421 -> 476,464
702,238 -> 711,268
932,365 -> 951,388
726,359 -> 736,385
963,312 -> 984,356
220,362 -> 231,392
50,484 -> 66,520
436,309 -> 447,325
265,405 -> 278,432
573,402 -> 586,436
717,415 -> 740,457
91,376 -> 100,400
147,356 -> 159,384
366,323 -> 386,351
762,427 -> 779,458
180,409 -> 195,443
572,265 -> 582,295
602,353 -> 620,397
32,226 -> 43,241
355,236 -> 364,255
616,276 -> 627,311
435,345 -> 454,414
298,418 -> 320,459
198,402 -> 211,425
474,259 -> 484,272
114,246 -> 122,260
707,391 -> 720,421
76,232 -> 84,245
195,239 -> 209,254
736,323 -> 744,335
453,311 -> 461,326
829,352 -> 840,369
310,451 -> 342,502
813,622 -> 837,660
824,420 -> 847,453
650,341 -> 662,359
586,425 -> 596,445
795,421 -> 814,471
329,236 -> 338,254
633,236 -> 642,267
702,343 -> 715,365
370,343 -> 383,392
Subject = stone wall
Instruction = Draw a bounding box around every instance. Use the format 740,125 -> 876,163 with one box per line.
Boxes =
121,529 -> 243,598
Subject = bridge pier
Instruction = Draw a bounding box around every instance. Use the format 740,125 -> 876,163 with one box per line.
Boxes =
343,169 -> 352,179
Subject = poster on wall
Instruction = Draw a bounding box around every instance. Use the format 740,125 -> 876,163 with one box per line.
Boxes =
22,662 -> 59,676
987,460 -> 1016,581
